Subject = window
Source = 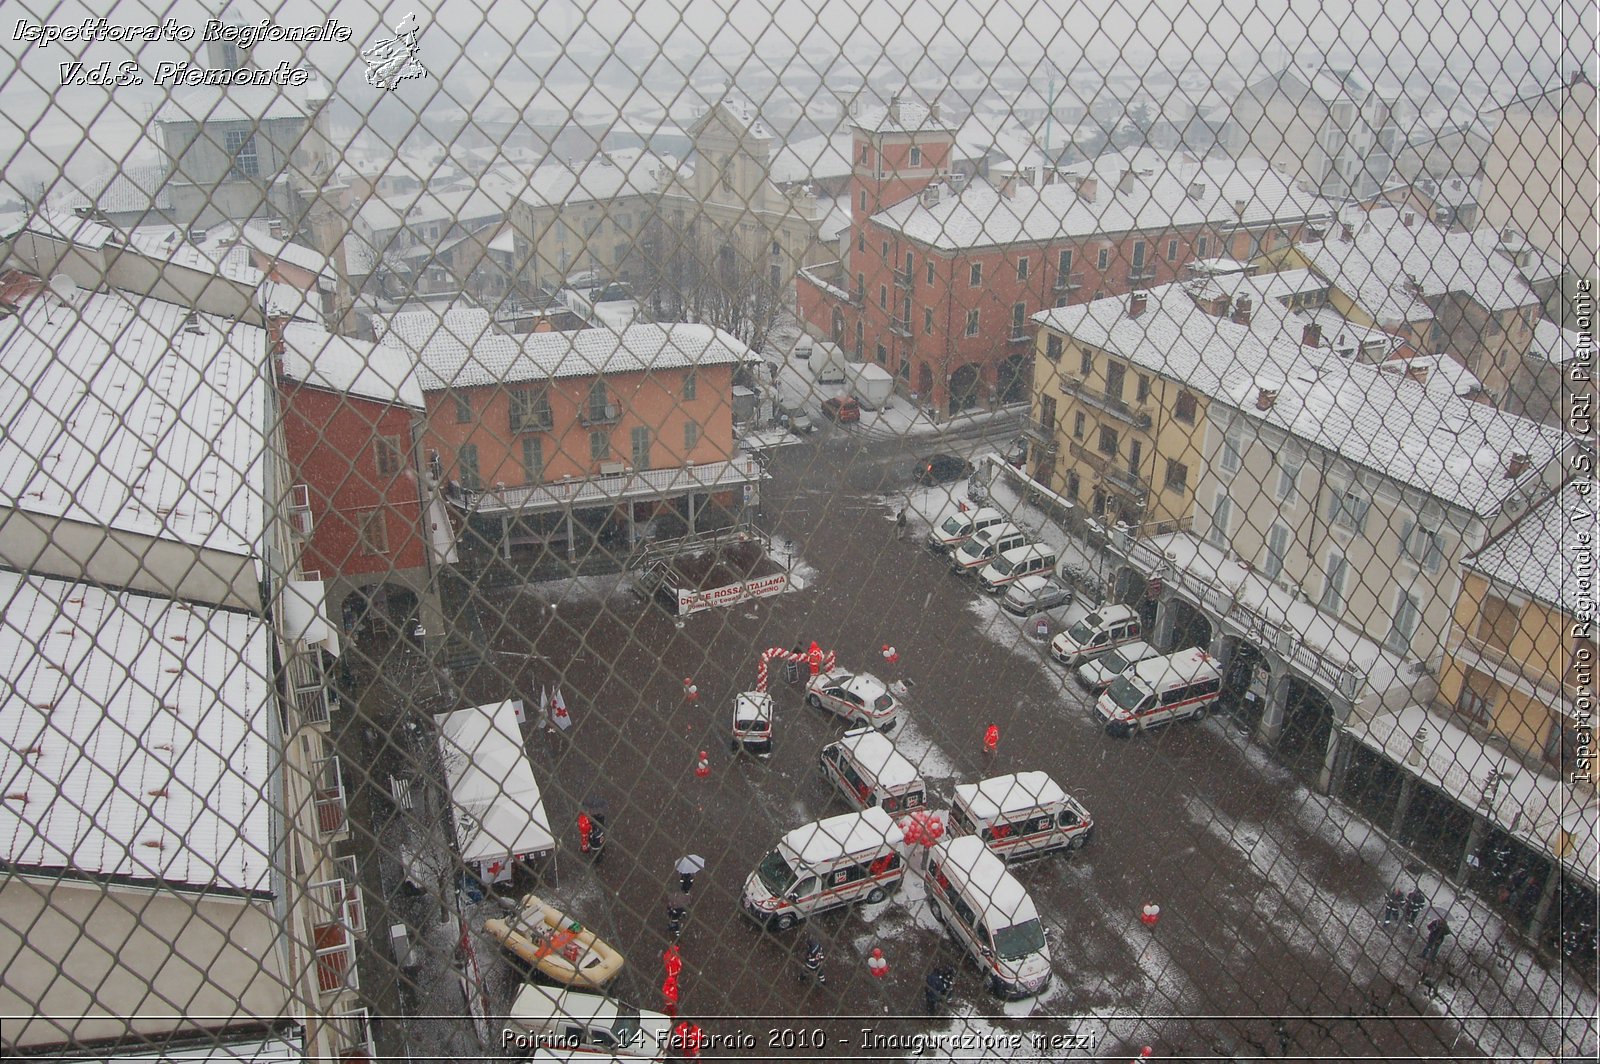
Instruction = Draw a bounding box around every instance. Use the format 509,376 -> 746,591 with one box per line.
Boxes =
1164,459 -> 1188,493
924,307 -> 934,333
1079,348 -> 1093,376
965,309 -> 979,336
1097,247 -> 1110,270
855,321 -> 863,356
1476,594 -> 1522,651
587,382 -> 612,422
1046,334 -> 1063,362
509,387 -> 552,432
357,509 -> 389,555
1012,302 -> 1027,334
879,285 -> 887,309
1197,235 -> 1210,257
1454,671 -> 1497,725
1128,439 -> 1142,472
970,263 -> 983,286
225,130 -> 259,179
684,420 -> 700,453
927,260 -> 935,285
1275,445 -> 1303,502
1386,589 -> 1422,655
456,444 -> 480,490
374,437 -> 403,477
1097,425 -> 1119,457
910,145 -> 922,166
1017,256 -> 1030,280
858,233 -> 865,253
1326,483 -> 1370,533
1320,551 -> 1348,612
875,343 -> 886,365
1072,411 -> 1085,439
881,240 -> 889,259
1400,511 -> 1446,572
1174,391 -> 1197,423
1131,240 -> 1146,269
589,430 -> 610,462
1104,362 -> 1126,402
1136,375 -> 1150,403
682,371 -> 697,401
631,427 -> 651,469
855,273 -> 865,302
1207,491 -> 1232,549
859,190 -> 867,212
1264,522 -> 1291,579
1058,248 -> 1073,275
859,144 -> 869,165
522,437 -> 543,480
904,251 -> 914,278
453,391 -> 473,423
1220,419 -> 1245,474
1166,237 -> 1180,261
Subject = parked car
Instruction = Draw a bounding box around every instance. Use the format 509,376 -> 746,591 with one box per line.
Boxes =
821,396 -> 860,423
999,574 -> 1074,616
915,452 -> 975,485
805,667 -> 900,731
782,406 -> 815,434
1074,639 -> 1161,692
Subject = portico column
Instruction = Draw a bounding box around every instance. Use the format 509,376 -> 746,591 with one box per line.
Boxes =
1254,663 -> 1291,747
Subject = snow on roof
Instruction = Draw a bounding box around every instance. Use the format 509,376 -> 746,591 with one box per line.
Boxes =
0,280 -> 267,557
836,729 -> 922,789
1468,479 -> 1593,615
931,835 -> 1038,927
954,771 -> 1070,821
1301,211 -> 1539,323
1529,319 -> 1584,366
123,225 -> 264,288
771,133 -> 854,184
0,570 -> 274,891
436,701 -> 554,863
156,84 -> 310,125
700,96 -> 771,141
12,208 -> 118,249
817,197 -> 852,242
205,221 -> 337,282
357,182 -> 519,235
511,149 -> 671,213
1347,701 -> 1596,887
45,162 -> 173,216
851,97 -> 956,134
782,807 -> 902,866
390,305 -> 752,391
279,322 -> 424,409
875,151 -> 1328,251
1375,353 -> 1483,399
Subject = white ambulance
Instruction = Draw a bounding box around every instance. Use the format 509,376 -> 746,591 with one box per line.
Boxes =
950,771 -> 1094,860
926,505 -> 1007,553
1096,647 -> 1223,736
504,984 -> 670,1060
741,807 -> 905,931
819,727 -> 927,814
923,835 -> 1053,999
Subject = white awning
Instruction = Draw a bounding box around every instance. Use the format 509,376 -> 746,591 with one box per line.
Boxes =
282,577 -> 340,657
435,701 -> 555,871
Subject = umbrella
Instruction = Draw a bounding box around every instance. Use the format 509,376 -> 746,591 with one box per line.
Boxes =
675,854 -> 706,876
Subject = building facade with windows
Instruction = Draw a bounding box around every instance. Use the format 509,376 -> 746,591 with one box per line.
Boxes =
1228,66 -> 1400,200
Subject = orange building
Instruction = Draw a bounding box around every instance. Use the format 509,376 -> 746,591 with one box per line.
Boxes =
395,310 -> 762,562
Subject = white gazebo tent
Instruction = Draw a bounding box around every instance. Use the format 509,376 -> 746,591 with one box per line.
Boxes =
436,700 -> 555,882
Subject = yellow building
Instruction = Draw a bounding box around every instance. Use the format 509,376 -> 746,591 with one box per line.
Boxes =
1029,284 -> 1312,532
1439,478 -> 1595,785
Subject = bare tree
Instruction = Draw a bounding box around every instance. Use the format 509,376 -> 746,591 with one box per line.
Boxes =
640,217 -> 782,354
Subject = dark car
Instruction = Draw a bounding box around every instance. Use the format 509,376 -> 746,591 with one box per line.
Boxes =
915,453 -> 975,485
821,396 -> 861,423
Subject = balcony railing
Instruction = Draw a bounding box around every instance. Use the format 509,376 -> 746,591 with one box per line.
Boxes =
1076,388 -> 1135,423
289,483 -> 313,539
1448,626 -> 1577,709
1105,464 -> 1151,498
892,268 -> 912,288
1068,439 -> 1112,472
315,921 -> 358,997
339,1007 -> 376,1062
1127,268 -> 1156,285
314,756 -> 348,839
1054,272 -> 1084,292
288,649 -> 332,727
1008,329 -> 1031,343
890,317 -> 912,337
1022,415 -> 1055,443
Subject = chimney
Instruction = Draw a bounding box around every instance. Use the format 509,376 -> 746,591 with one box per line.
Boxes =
889,93 -> 901,125
1076,176 -> 1098,203
1118,168 -> 1136,194
1504,453 -> 1532,480
1234,197 -> 1248,218
1255,386 -> 1278,410
1232,295 -> 1253,325
1405,363 -> 1429,385
930,101 -> 940,123
999,174 -> 1015,199
1340,222 -> 1355,242
1128,291 -> 1148,317
1187,180 -> 1206,200
1205,293 -> 1231,317
1402,211 -> 1415,228
1301,322 -> 1322,347
269,219 -> 285,239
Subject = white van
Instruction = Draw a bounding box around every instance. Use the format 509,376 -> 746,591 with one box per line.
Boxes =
923,835 -> 1053,999
1050,604 -> 1144,667
1075,639 -> 1161,692
927,506 -> 1008,554
742,807 -> 905,931
977,543 -> 1060,593
819,727 -> 927,814
504,984 -> 670,1060
1096,647 -> 1223,736
950,771 -> 1094,860
950,523 -> 1028,575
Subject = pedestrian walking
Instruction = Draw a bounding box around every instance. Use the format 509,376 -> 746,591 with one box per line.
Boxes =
923,964 -> 955,1014
588,813 -> 607,863
1404,886 -> 1426,928
663,943 -> 683,980
676,854 -> 705,893
1421,915 -> 1452,961
1382,887 -> 1404,927
578,812 -> 594,855
798,938 -> 826,986
983,723 -> 1000,757
661,972 -> 680,1018
896,507 -> 908,540
666,891 -> 689,941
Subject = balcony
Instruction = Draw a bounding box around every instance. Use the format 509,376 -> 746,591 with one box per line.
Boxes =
338,1007 -> 376,1062
1008,328 -> 1031,343
1076,388 -> 1136,423
1105,464 -> 1151,498
289,483 -> 313,539
1127,268 -> 1156,285
314,755 -> 348,839
890,317 -> 912,337
892,268 -> 912,289
1448,626 -> 1577,712
1068,439 -> 1112,473
1022,416 -> 1056,444
579,403 -> 621,426
314,920 -> 358,998
1053,272 -> 1085,292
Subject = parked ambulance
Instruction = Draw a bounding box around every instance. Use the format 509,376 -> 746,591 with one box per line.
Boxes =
742,807 -> 905,931
1096,647 -> 1223,736
505,984 -> 670,1060
923,835 -> 1053,998
950,771 -> 1094,860
1050,603 -> 1144,667
819,727 -> 927,813
926,505 -> 1007,553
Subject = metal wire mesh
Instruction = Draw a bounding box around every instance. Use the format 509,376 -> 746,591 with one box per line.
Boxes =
0,0 -> 1596,1060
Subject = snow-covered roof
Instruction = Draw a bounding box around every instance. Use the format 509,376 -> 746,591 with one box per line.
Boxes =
836,729 -> 922,789
204,221 -> 337,282
436,701 -> 554,863
954,771 -> 1071,821
0,277 -> 267,557
698,96 -> 772,141
389,305 -> 752,391
123,225 -> 264,288
930,835 -> 1037,927
279,322 -> 424,409
156,84 -> 310,125
781,807 -> 902,866
0,570 -> 274,891
1300,211 -> 1538,324
512,149 -> 672,213
1375,353 -> 1483,399
874,150 -> 1329,251
357,183 -> 519,235
45,162 -> 173,216
1528,319 -> 1583,366
771,133 -> 854,185
1468,479 -> 1593,615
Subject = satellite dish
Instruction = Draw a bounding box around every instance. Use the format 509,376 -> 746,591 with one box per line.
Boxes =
48,274 -> 79,303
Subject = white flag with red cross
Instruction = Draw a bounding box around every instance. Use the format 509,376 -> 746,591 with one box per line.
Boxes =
551,686 -> 573,730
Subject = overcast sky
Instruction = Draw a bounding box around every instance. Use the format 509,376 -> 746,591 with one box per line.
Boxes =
1,0 -> 1593,198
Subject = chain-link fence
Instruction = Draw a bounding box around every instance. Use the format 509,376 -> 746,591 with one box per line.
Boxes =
1,0 -> 1596,1059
